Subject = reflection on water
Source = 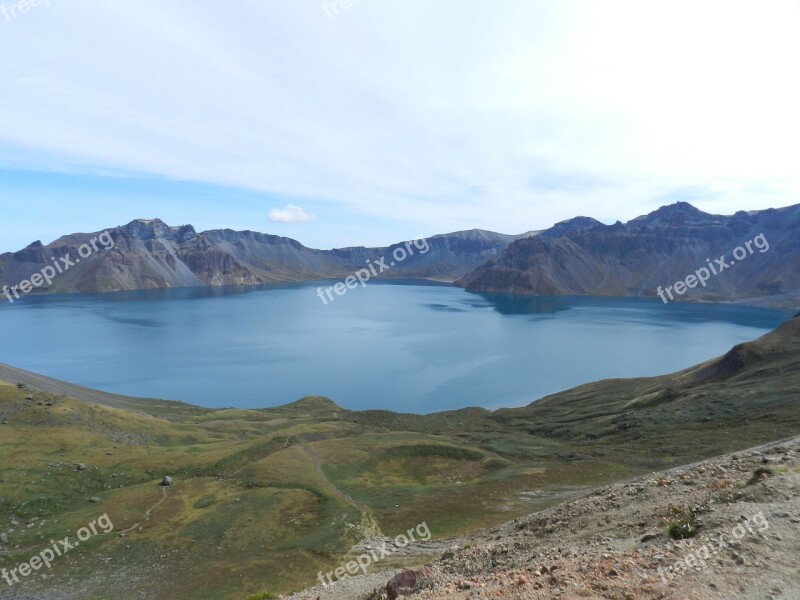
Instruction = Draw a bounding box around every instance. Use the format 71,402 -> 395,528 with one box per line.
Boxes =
0,282 -> 792,413
468,293 -> 573,316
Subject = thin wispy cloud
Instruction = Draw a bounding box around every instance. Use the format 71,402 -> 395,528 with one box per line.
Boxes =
0,0 -> 798,250
268,204 -> 317,224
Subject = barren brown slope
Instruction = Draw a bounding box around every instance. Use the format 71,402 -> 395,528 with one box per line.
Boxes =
0,220 -> 531,298
337,435 -> 800,600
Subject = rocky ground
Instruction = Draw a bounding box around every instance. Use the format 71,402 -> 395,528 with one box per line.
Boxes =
290,435 -> 800,600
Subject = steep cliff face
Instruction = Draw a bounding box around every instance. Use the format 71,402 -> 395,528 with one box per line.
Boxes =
365,230 -> 536,279
0,220 -> 530,296
4,203 -> 797,304
458,202 -> 800,306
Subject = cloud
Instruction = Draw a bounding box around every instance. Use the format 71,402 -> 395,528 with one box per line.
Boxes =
268,204 -> 317,223
0,0 -> 799,244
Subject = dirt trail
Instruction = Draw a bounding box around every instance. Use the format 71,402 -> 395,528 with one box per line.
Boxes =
118,486 -> 169,535
302,444 -> 384,539
291,434 -> 800,600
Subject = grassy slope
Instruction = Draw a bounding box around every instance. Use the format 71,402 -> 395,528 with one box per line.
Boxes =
0,316 -> 798,599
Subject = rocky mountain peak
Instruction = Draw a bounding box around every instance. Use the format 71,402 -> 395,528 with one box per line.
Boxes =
540,216 -> 605,239
629,202 -> 715,229
119,219 -> 197,242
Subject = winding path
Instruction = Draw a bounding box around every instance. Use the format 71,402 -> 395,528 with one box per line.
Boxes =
118,486 -> 169,535
301,445 -> 383,538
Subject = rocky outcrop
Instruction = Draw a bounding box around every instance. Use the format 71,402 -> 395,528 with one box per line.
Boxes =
3,202 -> 797,305
291,437 -> 800,599
384,568 -> 434,599
458,202 -> 800,306
0,221 -> 532,297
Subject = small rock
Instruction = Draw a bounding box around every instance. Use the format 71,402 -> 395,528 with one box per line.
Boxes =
746,467 -> 773,486
386,567 -> 433,599
387,570 -> 418,599
161,476 -> 174,487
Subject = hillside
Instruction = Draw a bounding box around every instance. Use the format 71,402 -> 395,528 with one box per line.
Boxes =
0,314 -> 798,599
458,202 -> 800,308
4,202 -> 799,307
0,222 -> 533,298
300,435 -> 800,599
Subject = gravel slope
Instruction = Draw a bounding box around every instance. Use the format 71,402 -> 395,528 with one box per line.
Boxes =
290,434 -> 800,600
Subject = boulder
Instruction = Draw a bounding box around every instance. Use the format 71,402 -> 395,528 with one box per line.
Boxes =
386,567 -> 433,599
162,476 -> 174,487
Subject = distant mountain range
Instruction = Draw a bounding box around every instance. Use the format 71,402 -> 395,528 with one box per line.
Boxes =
0,220 -> 534,297
2,202 -> 799,307
459,202 -> 800,308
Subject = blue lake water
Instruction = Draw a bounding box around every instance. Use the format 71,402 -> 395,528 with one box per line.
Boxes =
0,281 -> 793,413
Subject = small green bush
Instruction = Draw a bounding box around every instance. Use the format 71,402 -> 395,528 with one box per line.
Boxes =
667,521 -> 697,540
664,504 -> 701,540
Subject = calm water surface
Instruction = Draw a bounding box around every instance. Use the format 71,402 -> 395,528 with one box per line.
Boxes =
0,281 -> 792,413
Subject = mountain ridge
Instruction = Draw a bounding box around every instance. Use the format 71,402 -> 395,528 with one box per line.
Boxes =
458,202 -> 800,308
3,202 -> 799,306
0,220 -> 534,297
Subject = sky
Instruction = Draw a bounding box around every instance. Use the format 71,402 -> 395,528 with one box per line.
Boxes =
1,0 -> 799,252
